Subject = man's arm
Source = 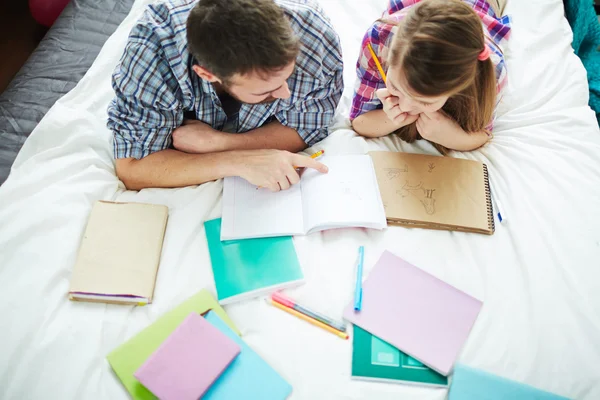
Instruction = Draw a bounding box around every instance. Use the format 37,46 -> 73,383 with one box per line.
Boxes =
171,120 -> 307,154
116,150 -> 235,190
172,59 -> 344,155
116,148 -> 328,191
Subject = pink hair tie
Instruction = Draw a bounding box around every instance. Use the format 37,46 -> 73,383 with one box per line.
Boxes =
477,45 -> 491,61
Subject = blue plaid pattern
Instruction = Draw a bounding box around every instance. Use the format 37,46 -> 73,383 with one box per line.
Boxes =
107,0 -> 343,159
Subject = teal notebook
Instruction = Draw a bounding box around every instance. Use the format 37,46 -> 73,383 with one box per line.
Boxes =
204,311 -> 293,399
449,364 -> 571,400
351,325 -> 448,387
204,218 -> 304,305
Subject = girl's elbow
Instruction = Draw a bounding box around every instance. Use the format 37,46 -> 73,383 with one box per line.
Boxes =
351,116 -> 372,137
350,117 -> 361,131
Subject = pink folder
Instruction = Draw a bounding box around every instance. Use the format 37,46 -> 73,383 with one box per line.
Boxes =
134,312 -> 240,400
343,251 -> 482,376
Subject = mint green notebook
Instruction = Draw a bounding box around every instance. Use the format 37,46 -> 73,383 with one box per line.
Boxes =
204,218 -> 304,305
352,325 -> 448,387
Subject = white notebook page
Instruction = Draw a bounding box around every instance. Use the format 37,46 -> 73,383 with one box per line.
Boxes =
221,176 -> 304,239
301,155 -> 387,233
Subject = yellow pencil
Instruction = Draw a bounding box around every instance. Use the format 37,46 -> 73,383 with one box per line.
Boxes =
268,299 -> 349,340
367,43 -> 387,83
306,149 -> 325,163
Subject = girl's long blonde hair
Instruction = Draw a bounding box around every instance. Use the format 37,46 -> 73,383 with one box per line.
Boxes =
386,0 -> 496,155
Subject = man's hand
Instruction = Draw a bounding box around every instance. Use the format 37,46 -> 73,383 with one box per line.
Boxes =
172,120 -> 226,154
234,150 -> 328,192
376,88 -> 419,127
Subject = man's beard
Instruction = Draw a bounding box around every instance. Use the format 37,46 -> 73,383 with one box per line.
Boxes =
255,95 -> 278,105
235,92 -> 278,105
221,83 -> 278,105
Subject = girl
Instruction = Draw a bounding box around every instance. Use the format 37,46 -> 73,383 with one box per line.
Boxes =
350,0 -> 511,154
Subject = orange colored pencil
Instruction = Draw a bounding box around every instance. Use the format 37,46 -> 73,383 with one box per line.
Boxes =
268,299 -> 349,340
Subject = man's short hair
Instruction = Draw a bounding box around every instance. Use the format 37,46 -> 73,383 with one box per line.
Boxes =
187,0 -> 301,81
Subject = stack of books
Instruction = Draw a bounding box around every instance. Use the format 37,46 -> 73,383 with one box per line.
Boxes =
343,251 -> 483,387
107,290 -> 292,400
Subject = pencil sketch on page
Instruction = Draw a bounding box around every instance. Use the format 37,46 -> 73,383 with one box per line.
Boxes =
384,165 -> 408,180
397,181 -> 436,215
335,180 -> 363,201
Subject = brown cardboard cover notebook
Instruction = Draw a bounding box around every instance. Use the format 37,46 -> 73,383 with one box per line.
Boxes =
69,201 -> 169,305
370,152 -> 494,235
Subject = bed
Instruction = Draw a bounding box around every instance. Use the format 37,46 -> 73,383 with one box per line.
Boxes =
0,0 -> 135,184
1,0 -> 599,399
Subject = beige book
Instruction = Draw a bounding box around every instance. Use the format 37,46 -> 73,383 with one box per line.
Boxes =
370,151 -> 494,235
69,201 -> 169,305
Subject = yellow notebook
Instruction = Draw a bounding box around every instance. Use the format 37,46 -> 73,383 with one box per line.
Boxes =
68,201 -> 169,305
370,151 -> 494,235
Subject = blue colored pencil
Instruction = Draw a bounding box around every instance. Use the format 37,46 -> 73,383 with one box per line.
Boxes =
354,246 -> 364,311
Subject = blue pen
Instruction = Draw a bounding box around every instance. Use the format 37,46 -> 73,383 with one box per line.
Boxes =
354,246 -> 365,311
488,180 -> 506,224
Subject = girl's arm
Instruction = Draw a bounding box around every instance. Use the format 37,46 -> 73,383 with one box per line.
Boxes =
431,129 -> 490,151
416,111 -> 490,151
352,109 -> 412,138
352,89 -> 419,138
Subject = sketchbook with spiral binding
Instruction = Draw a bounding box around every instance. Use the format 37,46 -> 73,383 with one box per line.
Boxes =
369,151 -> 494,235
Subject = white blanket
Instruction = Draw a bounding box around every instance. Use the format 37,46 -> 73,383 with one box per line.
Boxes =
1,0 -> 600,399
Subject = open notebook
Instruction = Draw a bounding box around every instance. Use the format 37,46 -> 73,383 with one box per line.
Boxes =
370,151 -> 494,235
221,155 -> 387,240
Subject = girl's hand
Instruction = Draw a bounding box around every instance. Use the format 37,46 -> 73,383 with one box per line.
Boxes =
416,111 -> 463,143
376,88 -> 419,127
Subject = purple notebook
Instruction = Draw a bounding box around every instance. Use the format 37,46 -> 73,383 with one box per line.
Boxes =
343,251 -> 482,376
134,312 -> 240,400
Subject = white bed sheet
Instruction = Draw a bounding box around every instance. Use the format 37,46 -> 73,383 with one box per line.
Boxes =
1,0 -> 600,399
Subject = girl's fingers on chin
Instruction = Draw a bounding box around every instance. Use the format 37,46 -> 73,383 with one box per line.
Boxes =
394,112 -> 406,122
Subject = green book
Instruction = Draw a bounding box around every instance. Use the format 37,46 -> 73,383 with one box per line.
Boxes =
352,325 -> 448,387
204,218 -> 304,305
107,289 -> 239,400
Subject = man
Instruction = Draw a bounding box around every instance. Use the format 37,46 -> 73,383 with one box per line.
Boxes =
107,0 -> 343,191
